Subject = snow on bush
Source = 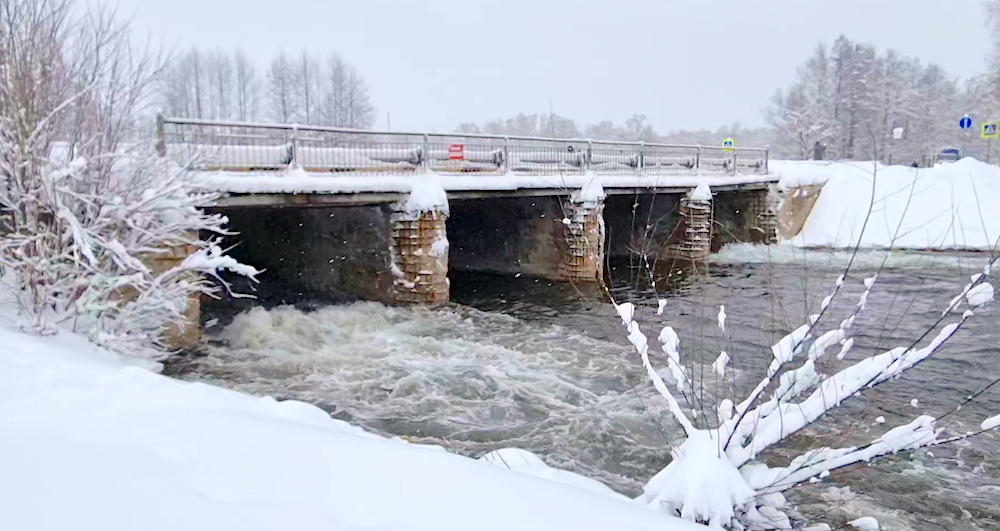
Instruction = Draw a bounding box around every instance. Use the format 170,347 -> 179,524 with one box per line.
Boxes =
0,0 -> 257,359
610,255 -> 997,529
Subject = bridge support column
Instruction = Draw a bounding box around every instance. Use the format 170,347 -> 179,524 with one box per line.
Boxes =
671,189 -> 713,264
558,197 -> 605,282
745,185 -> 781,244
390,209 -> 449,304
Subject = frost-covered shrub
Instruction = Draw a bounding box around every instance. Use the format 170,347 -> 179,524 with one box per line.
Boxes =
615,264 -> 995,529
0,0 -> 257,359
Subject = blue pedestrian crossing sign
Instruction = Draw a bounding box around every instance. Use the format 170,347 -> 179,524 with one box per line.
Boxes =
959,115 -> 973,130
982,122 -> 999,139
722,138 -> 735,152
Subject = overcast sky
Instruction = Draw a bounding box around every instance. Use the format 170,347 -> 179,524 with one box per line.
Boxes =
118,0 -> 992,133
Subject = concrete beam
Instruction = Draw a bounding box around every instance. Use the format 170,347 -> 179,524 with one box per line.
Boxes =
208,182 -> 778,210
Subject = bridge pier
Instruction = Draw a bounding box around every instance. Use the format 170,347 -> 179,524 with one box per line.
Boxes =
667,187 -> 713,265
558,196 -> 605,282
755,185 -> 781,244
390,208 -> 449,304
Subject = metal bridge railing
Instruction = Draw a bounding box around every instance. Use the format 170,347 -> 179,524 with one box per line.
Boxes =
156,116 -> 769,177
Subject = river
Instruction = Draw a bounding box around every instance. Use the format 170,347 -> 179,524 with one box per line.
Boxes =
167,244 -> 1000,531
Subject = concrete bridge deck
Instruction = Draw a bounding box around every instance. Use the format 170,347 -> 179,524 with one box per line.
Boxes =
160,117 -> 782,306
196,170 -> 779,208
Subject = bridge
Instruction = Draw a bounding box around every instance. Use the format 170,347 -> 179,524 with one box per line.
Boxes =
158,117 -> 781,306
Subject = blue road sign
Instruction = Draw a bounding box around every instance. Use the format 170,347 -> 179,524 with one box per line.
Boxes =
960,116 -> 973,130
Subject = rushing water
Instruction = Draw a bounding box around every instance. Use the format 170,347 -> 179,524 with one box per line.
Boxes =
169,245 -> 1000,530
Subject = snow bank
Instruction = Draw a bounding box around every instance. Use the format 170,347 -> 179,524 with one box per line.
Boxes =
771,160 -> 884,188
0,303 -> 704,531
480,449 -> 630,502
776,158 -> 1000,250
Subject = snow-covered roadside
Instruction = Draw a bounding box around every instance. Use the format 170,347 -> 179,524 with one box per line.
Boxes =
0,293 -> 701,531
773,158 -> 1000,250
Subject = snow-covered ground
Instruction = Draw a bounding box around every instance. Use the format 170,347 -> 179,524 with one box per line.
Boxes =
774,158 -> 1000,250
0,288 -> 702,531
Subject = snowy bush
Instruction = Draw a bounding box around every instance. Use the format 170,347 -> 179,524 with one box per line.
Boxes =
0,0 -> 257,359
612,163 -> 1000,530
615,263 -> 995,529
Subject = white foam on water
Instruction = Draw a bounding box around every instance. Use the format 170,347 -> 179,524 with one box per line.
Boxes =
713,243 -> 991,270
191,302 -> 695,494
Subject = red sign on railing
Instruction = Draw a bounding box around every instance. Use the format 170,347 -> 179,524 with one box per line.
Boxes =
448,144 -> 464,160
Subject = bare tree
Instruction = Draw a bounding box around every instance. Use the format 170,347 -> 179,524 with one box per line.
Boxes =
297,50 -> 319,124
189,49 -> 205,119
233,49 -> 258,121
266,51 -> 296,123
319,53 -> 373,128
344,66 -> 373,128
207,50 -> 233,120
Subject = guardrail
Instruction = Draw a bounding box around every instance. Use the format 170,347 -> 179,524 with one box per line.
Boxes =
157,116 -> 768,176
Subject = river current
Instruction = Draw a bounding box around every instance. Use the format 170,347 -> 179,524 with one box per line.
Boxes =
168,244 -> 1000,530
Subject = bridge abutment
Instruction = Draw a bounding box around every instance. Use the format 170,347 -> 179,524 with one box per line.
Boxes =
711,185 -> 781,249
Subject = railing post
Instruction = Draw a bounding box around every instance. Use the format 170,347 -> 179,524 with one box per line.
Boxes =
155,114 -> 166,157
422,134 -> 430,172
503,136 -> 510,174
586,140 -> 593,173
764,148 -> 770,174
638,141 -> 645,172
696,146 -> 701,172
732,148 -> 737,176
290,124 -> 299,169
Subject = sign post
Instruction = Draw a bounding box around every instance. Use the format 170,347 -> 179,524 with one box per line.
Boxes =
982,122 -> 998,164
890,127 -> 904,165
722,138 -> 735,174
960,115 -> 973,158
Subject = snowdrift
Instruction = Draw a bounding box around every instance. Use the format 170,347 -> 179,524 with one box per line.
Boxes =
775,158 -> 1000,250
0,297 -> 701,531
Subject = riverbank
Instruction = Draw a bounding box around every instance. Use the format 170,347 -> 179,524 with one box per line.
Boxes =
773,158 -> 1000,250
0,287 -> 701,531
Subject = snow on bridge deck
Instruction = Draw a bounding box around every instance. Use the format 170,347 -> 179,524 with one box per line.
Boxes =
195,168 -> 779,207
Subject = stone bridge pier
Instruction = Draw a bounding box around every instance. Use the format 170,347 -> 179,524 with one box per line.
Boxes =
207,184 -> 779,308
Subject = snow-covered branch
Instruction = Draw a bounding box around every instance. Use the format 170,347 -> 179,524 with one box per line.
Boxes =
0,0 -> 258,360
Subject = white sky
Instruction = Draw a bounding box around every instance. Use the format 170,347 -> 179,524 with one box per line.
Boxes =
119,0 -> 992,132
